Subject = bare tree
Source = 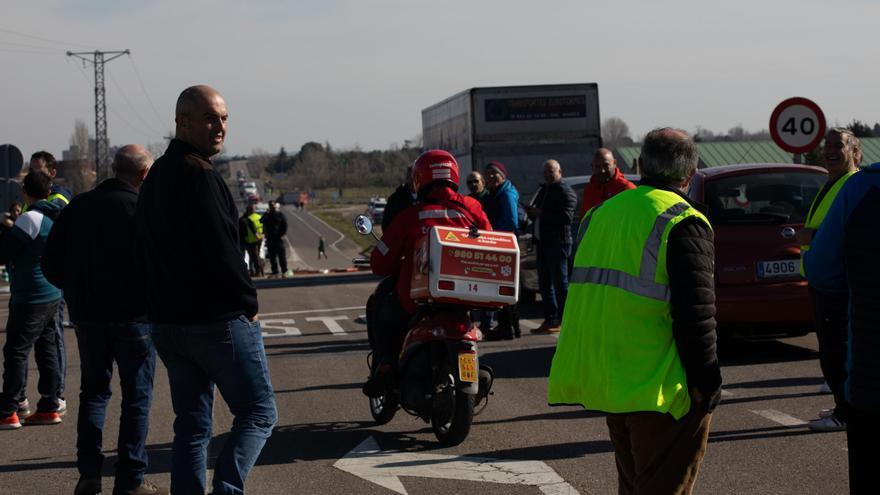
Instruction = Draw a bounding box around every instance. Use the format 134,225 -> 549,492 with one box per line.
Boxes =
69,120 -> 91,160
602,117 -> 633,148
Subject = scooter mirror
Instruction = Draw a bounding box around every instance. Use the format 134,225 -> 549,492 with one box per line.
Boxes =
354,215 -> 373,235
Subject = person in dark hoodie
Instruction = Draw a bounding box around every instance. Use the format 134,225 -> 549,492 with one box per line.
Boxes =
135,85 -> 276,495
42,145 -> 167,495
0,171 -> 64,430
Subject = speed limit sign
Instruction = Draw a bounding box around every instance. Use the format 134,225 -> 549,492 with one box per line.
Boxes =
769,97 -> 826,154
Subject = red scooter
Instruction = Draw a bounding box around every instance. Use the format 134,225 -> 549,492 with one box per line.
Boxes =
354,215 -> 494,446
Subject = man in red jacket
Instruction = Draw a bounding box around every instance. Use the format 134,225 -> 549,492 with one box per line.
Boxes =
580,148 -> 636,217
364,150 -> 492,397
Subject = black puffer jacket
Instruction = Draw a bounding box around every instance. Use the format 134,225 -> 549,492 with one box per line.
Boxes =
643,179 -> 723,411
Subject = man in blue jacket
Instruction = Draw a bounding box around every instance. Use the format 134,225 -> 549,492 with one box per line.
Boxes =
804,162 -> 880,495
484,161 -> 521,340
0,171 -> 63,429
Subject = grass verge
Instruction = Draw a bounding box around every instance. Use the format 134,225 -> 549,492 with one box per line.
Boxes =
311,207 -> 376,252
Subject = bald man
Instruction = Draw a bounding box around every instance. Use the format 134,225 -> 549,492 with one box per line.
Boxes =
43,145 -> 166,495
580,148 -> 636,217
135,85 -> 276,495
528,160 -> 577,333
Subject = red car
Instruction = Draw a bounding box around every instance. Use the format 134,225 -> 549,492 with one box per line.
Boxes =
687,164 -> 827,338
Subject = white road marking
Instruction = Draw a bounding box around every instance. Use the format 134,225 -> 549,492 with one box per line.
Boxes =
303,209 -> 346,249
260,306 -> 363,317
751,409 -> 807,427
520,319 -> 540,330
305,315 -> 348,335
334,436 -> 579,495
261,319 -> 302,338
288,208 -> 345,252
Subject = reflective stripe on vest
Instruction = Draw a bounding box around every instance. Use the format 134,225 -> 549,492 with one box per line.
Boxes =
418,209 -> 468,221
47,192 -> 69,206
548,186 -> 711,420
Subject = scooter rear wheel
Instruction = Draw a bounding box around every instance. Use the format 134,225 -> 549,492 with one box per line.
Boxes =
369,392 -> 399,425
431,366 -> 474,446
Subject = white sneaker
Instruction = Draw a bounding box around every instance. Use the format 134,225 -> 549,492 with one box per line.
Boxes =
57,398 -> 67,416
17,398 -> 31,417
819,382 -> 832,394
808,414 -> 846,432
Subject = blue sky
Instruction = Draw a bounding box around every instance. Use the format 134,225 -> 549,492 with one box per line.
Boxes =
2,0 -> 879,158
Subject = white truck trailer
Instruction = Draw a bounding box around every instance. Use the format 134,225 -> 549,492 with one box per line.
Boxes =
421,83 -> 601,195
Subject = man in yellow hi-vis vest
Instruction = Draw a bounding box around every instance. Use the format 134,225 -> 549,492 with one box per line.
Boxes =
548,128 -> 721,495
239,203 -> 264,277
797,128 -> 861,433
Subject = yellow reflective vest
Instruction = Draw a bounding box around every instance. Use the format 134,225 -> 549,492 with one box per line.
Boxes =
799,170 -> 857,276
244,212 -> 263,244
547,186 -> 711,420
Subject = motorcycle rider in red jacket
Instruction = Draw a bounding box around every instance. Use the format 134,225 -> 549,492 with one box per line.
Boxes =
363,150 -> 492,397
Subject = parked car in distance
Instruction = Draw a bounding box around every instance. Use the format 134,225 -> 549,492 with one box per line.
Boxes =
367,196 -> 387,225
254,202 -> 270,215
518,174 -> 640,302
687,163 -> 826,338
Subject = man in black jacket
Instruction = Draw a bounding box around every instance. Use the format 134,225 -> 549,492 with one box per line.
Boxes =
43,145 -> 166,495
528,160 -> 577,333
261,201 -> 289,277
135,85 -> 276,495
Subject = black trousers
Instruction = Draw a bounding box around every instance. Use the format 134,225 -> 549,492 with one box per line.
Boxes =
266,239 -> 287,274
810,287 -> 850,419
0,301 -> 62,416
366,279 -> 411,371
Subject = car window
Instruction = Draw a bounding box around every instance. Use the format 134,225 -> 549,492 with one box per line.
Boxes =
704,171 -> 825,224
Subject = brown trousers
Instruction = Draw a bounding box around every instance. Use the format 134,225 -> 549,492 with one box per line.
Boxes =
606,405 -> 712,495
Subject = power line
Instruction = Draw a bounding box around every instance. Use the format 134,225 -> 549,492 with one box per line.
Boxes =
106,66 -> 164,136
126,55 -> 167,128
0,39 -> 62,52
0,27 -> 94,49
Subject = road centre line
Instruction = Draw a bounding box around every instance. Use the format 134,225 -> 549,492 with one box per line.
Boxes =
751,409 -> 807,427
288,208 -> 346,252
260,305 -> 364,317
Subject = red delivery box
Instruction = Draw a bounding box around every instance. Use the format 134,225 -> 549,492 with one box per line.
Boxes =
410,226 -> 519,307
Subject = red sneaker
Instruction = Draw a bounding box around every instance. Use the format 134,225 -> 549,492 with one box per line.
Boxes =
0,412 -> 22,430
24,411 -> 62,426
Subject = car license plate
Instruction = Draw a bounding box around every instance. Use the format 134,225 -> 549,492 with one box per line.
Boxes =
757,259 -> 801,279
458,353 -> 477,383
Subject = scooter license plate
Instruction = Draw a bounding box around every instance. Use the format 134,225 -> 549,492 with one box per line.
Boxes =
458,353 -> 477,383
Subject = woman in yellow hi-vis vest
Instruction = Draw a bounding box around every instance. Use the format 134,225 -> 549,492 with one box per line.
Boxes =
797,128 -> 861,433
548,128 -> 721,495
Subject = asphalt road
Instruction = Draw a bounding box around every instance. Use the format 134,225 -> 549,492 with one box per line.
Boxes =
280,205 -> 363,271
0,277 -> 849,495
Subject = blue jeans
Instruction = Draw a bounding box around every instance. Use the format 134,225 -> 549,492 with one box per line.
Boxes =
152,316 -> 277,495
0,300 -> 62,416
55,298 -> 67,397
537,242 -> 572,325
75,322 -> 156,490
